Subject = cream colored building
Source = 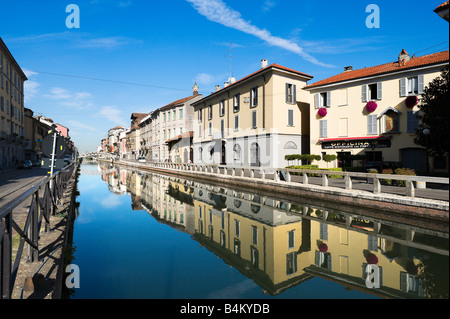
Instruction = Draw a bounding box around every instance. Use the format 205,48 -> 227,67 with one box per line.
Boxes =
151,84 -> 202,163
1,37 -> 27,169
304,50 -> 449,172
192,60 -> 313,168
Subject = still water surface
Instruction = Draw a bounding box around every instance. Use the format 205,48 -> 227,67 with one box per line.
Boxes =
68,163 -> 449,299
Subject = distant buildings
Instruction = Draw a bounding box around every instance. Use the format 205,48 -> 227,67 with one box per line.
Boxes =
1,37 -> 27,169
1,37 -> 76,169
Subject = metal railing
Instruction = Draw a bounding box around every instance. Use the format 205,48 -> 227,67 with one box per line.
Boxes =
116,160 -> 449,202
0,163 -> 76,299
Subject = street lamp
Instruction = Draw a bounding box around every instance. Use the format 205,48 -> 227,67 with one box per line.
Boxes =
423,128 -> 430,175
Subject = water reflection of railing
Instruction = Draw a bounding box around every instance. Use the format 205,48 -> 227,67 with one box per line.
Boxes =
99,164 -> 449,299
115,160 -> 449,204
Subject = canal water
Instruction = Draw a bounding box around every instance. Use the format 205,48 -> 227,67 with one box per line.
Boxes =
68,163 -> 449,299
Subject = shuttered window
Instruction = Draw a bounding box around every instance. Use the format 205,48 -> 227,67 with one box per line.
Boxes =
286,83 -> 297,104
250,87 -> 258,108
287,109 -> 294,126
368,114 -> 378,135
252,110 -> 257,129
407,111 -> 419,133
319,120 -> 327,138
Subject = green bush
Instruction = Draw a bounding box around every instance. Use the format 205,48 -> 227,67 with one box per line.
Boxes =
381,168 -> 394,185
394,167 -> 416,187
286,166 -> 343,178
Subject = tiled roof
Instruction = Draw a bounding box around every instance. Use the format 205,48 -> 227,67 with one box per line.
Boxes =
166,131 -> 193,144
192,63 -> 313,105
305,50 -> 449,89
434,1 -> 449,12
159,95 -> 199,111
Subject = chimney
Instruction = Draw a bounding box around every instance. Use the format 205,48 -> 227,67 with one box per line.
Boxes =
215,85 -> 221,92
344,66 -> 353,72
398,49 -> 410,64
224,82 -> 229,88
261,59 -> 268,68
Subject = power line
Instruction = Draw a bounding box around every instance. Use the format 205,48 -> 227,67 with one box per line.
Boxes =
33,70 -> 193,93
412,41 -> 449,56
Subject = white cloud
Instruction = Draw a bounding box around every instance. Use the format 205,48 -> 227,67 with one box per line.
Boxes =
43,87 -> 93,109
262,0 -> 276,12
97,106 -> 126,125
187,0 -> 334,68
22,68 -> 40,102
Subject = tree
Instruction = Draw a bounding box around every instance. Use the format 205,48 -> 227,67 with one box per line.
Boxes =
415,66 -> 449,156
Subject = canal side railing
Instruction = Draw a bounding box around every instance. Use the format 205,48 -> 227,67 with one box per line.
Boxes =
113,160 -> 449,203
0,163 -> 76,299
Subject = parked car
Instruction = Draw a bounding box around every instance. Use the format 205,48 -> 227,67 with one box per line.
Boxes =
17,160 -> 33,169
32,160 -> 42,167
137,157 -> 146,162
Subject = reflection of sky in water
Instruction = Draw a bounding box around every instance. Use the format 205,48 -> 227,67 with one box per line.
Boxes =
69,164 -> 447,299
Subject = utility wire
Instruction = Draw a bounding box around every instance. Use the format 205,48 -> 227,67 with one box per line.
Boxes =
33,70 -> 193,93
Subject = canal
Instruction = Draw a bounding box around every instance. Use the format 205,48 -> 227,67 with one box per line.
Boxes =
67,163 -> 449,299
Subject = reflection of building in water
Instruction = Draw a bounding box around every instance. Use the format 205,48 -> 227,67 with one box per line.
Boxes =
98,165 -> 448,298
190,182 -> 446,298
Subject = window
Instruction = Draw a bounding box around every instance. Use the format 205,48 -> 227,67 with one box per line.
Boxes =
235,219 -> 240,237
319,120 -> 327,138
251,247 -> 259,269
173,110 -> 176,121
286,252 -> 297,275
252,226 -> 258,245
198,147 -> 203,161
367,114 -> 378,135
407,111 -> 419,133
338,88 -> 348,106
219,100 -> 225,117
250,87 -> 258,108
208,105 -> 212,120
233,94 -> 240,112
198,124 -> 202,137
220,119 -> 224,138
198,109 -> 202,122
288,230 -> 295,249
179,109 -> 183,119
286,83 -> 296,104
252,110 -> 257,129
234,115 -> 239,131
287,109 -> 294,127
400,75 -> 424,96
168,111 -> 171,122
363,83 -> 382,102
315,92 -> 331,108
208,122 -> 212,136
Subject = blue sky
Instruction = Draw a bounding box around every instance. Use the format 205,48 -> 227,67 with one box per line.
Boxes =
1,0 -> 448,152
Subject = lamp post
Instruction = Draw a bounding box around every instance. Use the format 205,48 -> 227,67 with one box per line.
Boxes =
423,128 -> 430,175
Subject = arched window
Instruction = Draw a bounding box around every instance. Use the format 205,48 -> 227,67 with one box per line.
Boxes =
198,147 -> 203,161
284,141 -> 298,149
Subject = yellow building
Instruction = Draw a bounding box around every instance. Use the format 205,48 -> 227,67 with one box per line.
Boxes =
304,50 -> 449,173
0,37 -> 28,169
192,60 -> 313,168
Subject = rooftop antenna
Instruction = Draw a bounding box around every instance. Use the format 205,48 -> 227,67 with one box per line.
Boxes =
226,41 -> 233,80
